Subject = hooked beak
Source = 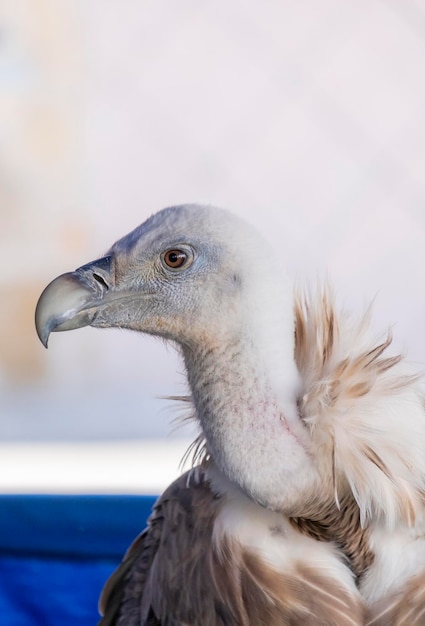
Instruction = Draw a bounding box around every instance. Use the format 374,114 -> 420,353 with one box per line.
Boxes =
35,256 -> 113,348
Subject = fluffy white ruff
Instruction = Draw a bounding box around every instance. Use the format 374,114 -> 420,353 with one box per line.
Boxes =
295,287 -> 425,529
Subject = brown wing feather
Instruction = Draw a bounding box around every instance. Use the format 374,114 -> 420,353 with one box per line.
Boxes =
98,530 -> 150,626
98,505 -> 166,626
125,468 -> 249,626
366,570 -> 425,625
99,467 -> 244,626
99,467 -> 365,625
239,552 -> 365,626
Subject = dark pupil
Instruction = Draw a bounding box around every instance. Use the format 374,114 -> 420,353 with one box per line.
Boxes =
169,252 -> 179,264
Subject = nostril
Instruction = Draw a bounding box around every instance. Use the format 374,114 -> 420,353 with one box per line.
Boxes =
93,272 -> 109,291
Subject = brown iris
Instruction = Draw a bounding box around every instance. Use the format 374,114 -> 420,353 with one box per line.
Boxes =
163,249 -> 188,269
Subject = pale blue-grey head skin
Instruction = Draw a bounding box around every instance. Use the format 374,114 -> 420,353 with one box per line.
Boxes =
35,204 -> 261,349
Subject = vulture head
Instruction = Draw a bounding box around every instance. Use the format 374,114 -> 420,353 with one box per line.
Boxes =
36,204 -> 314,513
36,204 -> 293,352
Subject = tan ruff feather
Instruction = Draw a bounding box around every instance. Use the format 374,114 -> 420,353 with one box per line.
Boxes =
294,287 -> 425,528
289,493 -> 374,582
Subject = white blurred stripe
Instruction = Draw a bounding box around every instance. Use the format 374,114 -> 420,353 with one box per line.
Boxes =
0,440 -> 193,494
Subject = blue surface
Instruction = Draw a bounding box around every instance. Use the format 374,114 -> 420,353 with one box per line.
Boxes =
0,494 -> 157,626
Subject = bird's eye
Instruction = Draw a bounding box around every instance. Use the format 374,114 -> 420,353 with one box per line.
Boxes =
163,249 -> 188,269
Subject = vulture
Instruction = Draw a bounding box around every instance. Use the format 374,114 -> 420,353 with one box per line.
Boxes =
35,204 -> 425,625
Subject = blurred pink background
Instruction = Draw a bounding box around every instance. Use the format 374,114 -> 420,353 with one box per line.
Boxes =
1,1 -> 425,490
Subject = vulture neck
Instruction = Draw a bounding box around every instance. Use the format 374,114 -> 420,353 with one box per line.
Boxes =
182,271 -> 319,514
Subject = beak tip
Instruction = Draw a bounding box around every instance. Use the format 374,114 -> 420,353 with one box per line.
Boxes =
35,314 -> 51,349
